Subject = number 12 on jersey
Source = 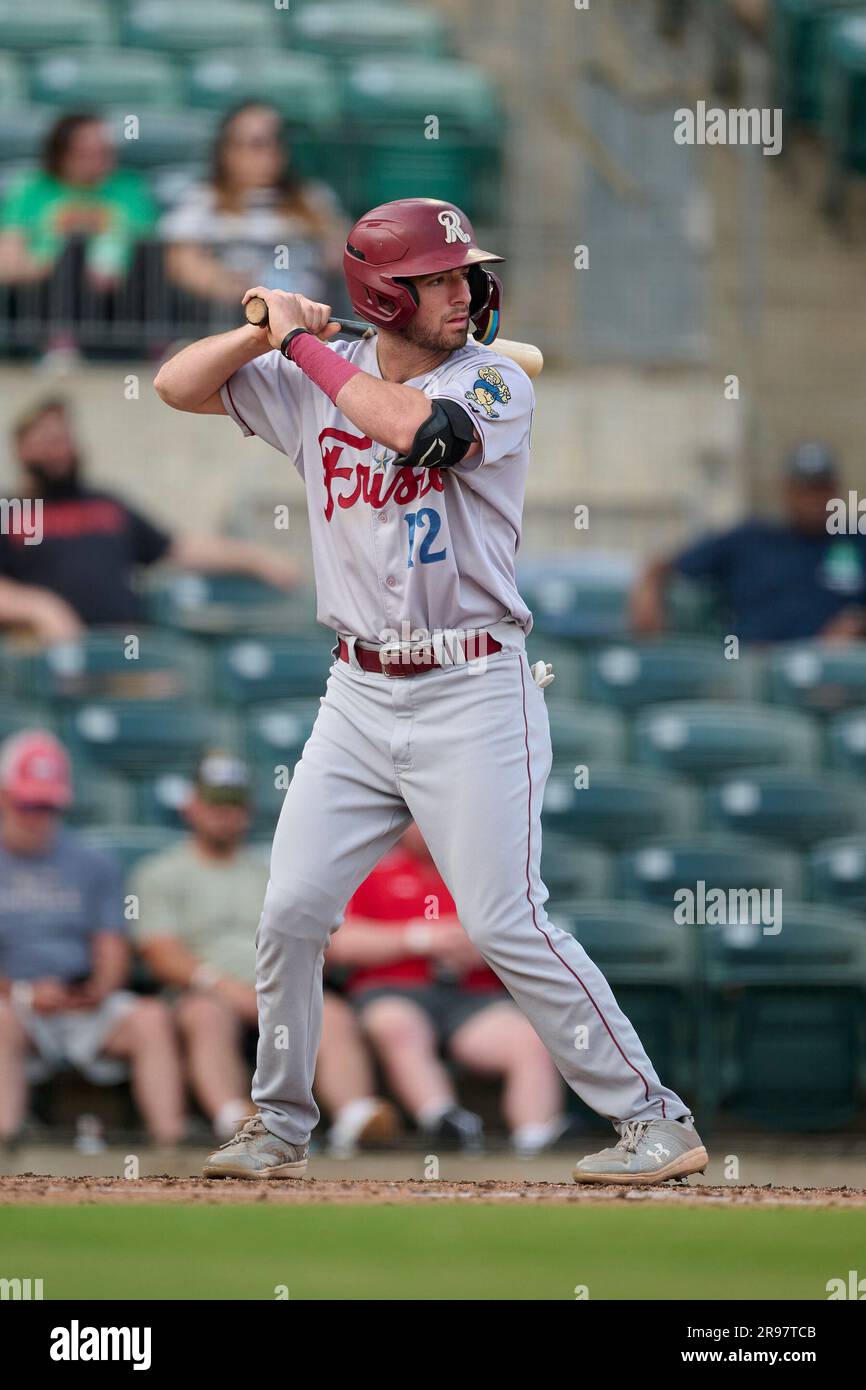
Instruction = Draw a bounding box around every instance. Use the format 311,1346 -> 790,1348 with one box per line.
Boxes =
405,508 -> 447,568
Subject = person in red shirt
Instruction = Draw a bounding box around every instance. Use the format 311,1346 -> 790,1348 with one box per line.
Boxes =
328,822 -> 566,1155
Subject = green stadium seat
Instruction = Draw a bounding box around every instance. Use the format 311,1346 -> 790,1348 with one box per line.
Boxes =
808,836 -> 866,910
705,767 -> 866,846
557,900 -> 695,1097
124,0 -> 276,52
104,107 -> 216,167
344,127 -> 500,223
0,106 -> 56,164
540,833 -> 615,903
827,707 -> 866,773
617,834 -> 804,907
824,13 -> 866,211
701,904 -> 866,1128
519,563 -> 631,641
542,765 -> 698,848
289,4 -> 448,63
242,699 -> 320,768
61,701 -> 239,778
546,700 -> 627,771
31,49 -> 180,109
0,0 -> 113,50
66,759 -> 136,828
77,825 -> 182,879
344,58 -> 499,130
770,0 -> 866,125
214,635 -> 334,704
634,700 -> 821,780
764,641 -> 866,712
587,638 -> 755,710
22,631 -> 210,704
0,698 -> 57,743
187,50 -> 340,128
0,55 -> 26,108
146,573 -> 317,636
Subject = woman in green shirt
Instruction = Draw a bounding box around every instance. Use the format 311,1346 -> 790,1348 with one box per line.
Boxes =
0,110 -> 156,290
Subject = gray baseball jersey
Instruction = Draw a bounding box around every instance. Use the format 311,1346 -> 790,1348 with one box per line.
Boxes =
221,338 -> 533,643
218,335 -> 691,1149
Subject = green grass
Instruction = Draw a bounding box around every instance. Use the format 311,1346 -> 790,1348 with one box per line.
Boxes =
0,1204 -> 861,1300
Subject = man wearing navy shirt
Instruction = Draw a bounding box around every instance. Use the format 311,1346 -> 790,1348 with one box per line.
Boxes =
629,443 -> 866,644
0,397 -> 299,642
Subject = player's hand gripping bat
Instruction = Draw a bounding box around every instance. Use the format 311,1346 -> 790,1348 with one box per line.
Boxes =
244,295 -> 544,379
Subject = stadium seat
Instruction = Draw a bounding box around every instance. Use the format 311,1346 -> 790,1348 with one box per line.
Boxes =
634,700 -> 821,780
0,0 -> 113,50
546,701 -> 628,771
808,836 -> 866,911
289,4 -> 449,64
556,900 -> 695,1097
518,561 -> 631,641
22,630 -> 210,704
61,701 -> 239,778
769,0 -> 866,126
103,108 -> 216,168
30,49 -> 181,109
242,699 -> 321,768
0,54 -> 26,108
187,50 -> 340,129
213,635 -> 334,704
827,707 -> 866,774
542,765 -> 698,848
66,759 -> 136,828
705,767 -> 866,847
0,106 -> 56,167
123,0 -> 277,52
146,573 -> 317,636
0,698 -> 57,743
540,834 -> 615,902
77,825 -> 182,879
763,642 -> 866,713
586,638 -> 755,710
700,904 -> 866,1129
824,14 -> 866,212
343,127 -> 501,223
344,58 -> 500,130
617,834 -> 804,906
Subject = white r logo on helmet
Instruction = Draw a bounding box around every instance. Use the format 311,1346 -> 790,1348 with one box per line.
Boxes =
438,209 -> 471,245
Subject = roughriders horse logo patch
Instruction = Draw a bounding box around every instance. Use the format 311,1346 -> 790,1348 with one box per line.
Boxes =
319,428 -> 444,522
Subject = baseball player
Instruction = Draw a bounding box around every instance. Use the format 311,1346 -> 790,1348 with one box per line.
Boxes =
155,197 -> 707,1185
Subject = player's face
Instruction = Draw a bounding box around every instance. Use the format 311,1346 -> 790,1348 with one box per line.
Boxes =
221,107 -> 284,190
403,268 -> 473,352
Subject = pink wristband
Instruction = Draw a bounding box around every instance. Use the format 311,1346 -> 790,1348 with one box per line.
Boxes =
287,333 -> 361,404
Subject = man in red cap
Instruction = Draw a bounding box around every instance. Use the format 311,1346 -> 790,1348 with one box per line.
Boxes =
0,730 -> 185,1144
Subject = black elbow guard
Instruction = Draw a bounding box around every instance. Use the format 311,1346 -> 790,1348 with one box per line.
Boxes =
395,398 -> 476,469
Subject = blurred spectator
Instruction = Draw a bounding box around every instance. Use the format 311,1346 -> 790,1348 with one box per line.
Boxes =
0,397 -> 299,641
329,823 -> 566,1156
630,443 -> 866,643
0,111 -> 156,308
161,103 -> 347,318
0,731 -> 185,1144
131,751 -> 397,1150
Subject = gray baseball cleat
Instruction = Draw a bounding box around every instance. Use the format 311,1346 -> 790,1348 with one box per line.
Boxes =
572,1119 -> 708,1185
202,1114 -> 308,1179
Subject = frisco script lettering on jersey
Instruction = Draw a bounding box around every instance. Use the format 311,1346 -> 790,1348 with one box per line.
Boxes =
320,427 -> 444,522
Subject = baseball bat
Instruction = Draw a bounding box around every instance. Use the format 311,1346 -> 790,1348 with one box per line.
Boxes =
244,296 -> 544,379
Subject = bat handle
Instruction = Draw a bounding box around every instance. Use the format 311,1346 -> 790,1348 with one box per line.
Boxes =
244,296 -> 373,339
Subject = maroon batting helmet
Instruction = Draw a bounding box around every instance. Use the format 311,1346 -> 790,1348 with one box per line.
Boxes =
343,198 -> 504,339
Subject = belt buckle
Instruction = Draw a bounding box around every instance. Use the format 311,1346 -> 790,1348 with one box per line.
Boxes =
379,647 -> 410,679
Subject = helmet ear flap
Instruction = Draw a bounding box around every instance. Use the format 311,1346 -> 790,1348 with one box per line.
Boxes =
470,268 -> 502,345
